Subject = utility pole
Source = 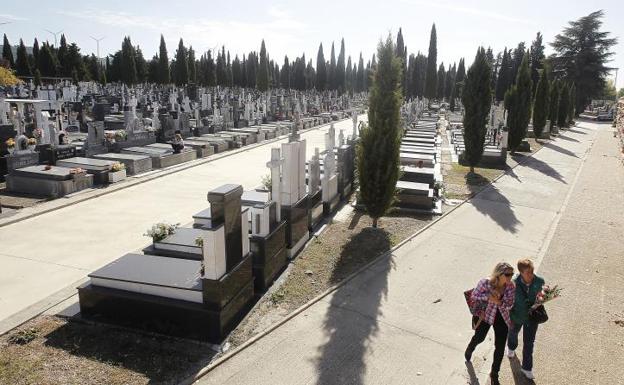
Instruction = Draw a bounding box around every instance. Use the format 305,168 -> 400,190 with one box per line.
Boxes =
44,29 -> 63,47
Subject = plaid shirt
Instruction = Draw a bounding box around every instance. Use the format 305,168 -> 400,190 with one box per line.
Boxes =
471,278 -> 515,327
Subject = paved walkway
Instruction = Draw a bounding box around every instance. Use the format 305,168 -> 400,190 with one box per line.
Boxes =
0,118 -> 361,329
195,121 -> 622,385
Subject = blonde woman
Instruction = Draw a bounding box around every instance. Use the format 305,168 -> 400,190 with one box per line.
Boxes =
465,262 -> 515,385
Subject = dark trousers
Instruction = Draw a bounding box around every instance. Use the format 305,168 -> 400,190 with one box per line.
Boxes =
466,311 -> 508,375
507,321 -> 538,371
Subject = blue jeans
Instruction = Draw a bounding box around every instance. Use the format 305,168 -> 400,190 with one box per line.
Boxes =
507,321 -> 539,371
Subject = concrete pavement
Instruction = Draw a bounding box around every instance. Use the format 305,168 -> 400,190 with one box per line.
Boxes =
194,121 -> 618,385
0,117 -> 362,329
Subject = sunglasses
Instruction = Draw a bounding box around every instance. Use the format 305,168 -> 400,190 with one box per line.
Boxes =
503,272 -> 514,277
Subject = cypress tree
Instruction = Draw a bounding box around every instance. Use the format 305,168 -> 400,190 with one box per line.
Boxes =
356,53 -> 365,92
280,56 -> 290,88
549,80 -> 560,130
495,48 -> 510,101
32,38 -> 40,66
34,69 -> 42,87
316,43 -> 326,90
424,23 -> 437,100
188,46 -> 196,83
121,37 -> 137,85
58,34 -> 70,77
174,39 -> 189,86
329,42 -> 336,90
567,84 -> 576,124
462,47 -> 492,172
506,53 -> 533,152
436,63 -> 445,100
205,50 -> 216,86
357,35 -> 402,228
158,35 -> 170,84
532,69 -> 550,139
257,40 -> 269,91
3,34 -> 14,68
455,58 -> 466,98
557,84 -> 570,128
135,46 -> 148,83
15,39 -> 31,76
529,32 -> 545,95
336,38 -> 346,92
345,56 -> 352,93
396,28 -> 407,94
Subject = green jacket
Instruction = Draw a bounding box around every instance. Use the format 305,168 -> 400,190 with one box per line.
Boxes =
510,274 -> 545,325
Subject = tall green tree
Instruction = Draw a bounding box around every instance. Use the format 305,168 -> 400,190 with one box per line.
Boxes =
188,46 -> 197,83
548,80 -> 560,130
396,27 -> 407,94
135,46 -> 148,82
506,54 -> 533,152
158,35 -> 170,84
424,23 -> 437,100
495,48 -> 510,101
316,43 -> 326,90
336,38 -> 346,92
15,39 -> 31,76
356,36 -> 402,228
455,57 -> 466,98
329,42 -> 336,90
550,10 -> 617,113
462,47 -> 492,172
121,37 -> 137,84
436,63 -> 445,99
3,34 -> 14,68
257,40 -> 269,91
557,83 -> 570,128
356,53 -> 365,92
174,38 -> 189,86
280,56 -> 290,88
532,69 -> 550,138
58,34 -> 70,76
529,32 -> 545,95
567,84 -> 576,124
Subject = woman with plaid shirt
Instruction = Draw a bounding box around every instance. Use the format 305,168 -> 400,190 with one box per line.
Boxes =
465,262 -> 515,385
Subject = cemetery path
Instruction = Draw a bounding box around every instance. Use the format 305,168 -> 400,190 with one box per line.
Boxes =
194,121 -> 622,385
0,117 -> 363,331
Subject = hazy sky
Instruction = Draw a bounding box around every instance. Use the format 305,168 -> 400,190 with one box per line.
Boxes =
1,0 -> 622,88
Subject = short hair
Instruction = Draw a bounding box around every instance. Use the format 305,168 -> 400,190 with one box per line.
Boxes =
517,259 -> 534,273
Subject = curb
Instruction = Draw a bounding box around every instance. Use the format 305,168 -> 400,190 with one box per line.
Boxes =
185,130 -> 549,384
0,117 -> 353,228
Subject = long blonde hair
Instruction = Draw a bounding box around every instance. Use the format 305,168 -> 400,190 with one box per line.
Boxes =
489,262 -> 513,288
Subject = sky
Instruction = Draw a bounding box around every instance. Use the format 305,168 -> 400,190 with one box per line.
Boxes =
1,0 -> 622,88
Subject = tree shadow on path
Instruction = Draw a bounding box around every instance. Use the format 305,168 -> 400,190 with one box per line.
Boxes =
315,227 -> 394,385
556,134 -> 580,143
542,142 -> 580,158
511,154 -> 567,184
467,173 -> 521,234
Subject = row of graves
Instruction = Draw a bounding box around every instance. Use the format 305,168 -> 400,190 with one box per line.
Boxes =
393,100 -> 443,214
1,82 -> 362,200
77,119 -> 358,344
448,104 -> 509,167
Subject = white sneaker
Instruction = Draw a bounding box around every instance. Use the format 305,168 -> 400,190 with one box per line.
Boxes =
521,369 -> 535,380
506,348 -> 515,358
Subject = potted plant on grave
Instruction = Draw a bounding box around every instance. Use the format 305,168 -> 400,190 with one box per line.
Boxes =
27,138 -> 37,151
105,132 -> 116,145
108,162 -> 127,183
5,138 -> 15,154
144,222 -> 179,243
195,236 -> 205,276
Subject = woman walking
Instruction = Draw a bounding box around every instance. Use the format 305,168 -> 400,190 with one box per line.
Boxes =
507,259 -> 545,380
465,262 -> 515,385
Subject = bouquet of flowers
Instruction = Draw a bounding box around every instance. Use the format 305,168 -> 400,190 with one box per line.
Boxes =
532,284 -> 562,310
144,222 -> 179,243
5,138 -> 15,149
110,162 -> 125,172
27,138 -> 37,146
69,167 -> 86,175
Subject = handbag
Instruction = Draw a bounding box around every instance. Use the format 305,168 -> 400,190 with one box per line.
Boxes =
520,280 -> 548,324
